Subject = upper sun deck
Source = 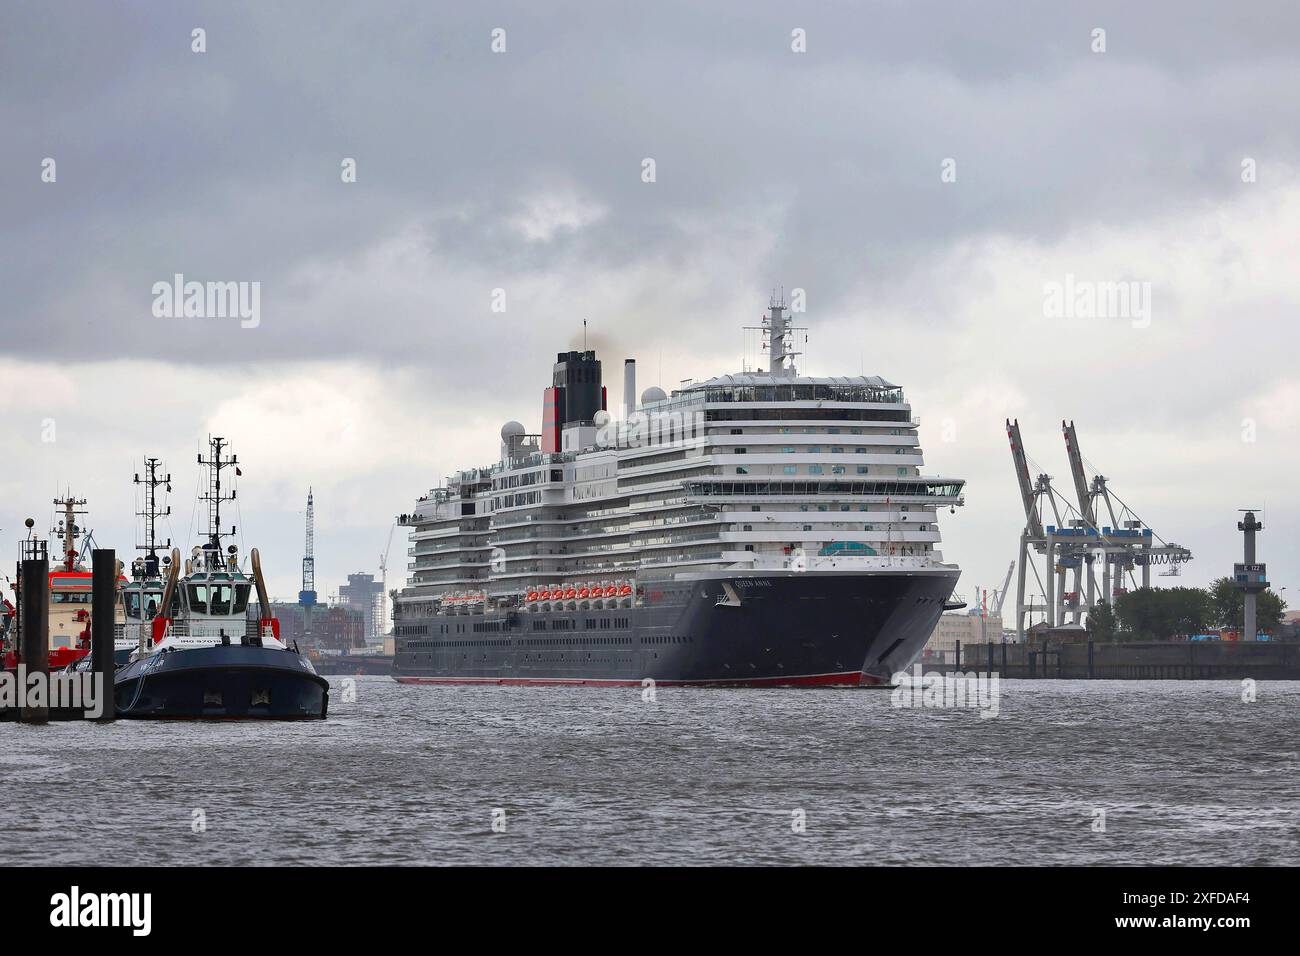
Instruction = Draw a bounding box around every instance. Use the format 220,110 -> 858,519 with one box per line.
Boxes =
663,373 -> 905,408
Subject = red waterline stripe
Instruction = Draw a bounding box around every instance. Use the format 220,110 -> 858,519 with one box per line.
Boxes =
392,670 -> 885,688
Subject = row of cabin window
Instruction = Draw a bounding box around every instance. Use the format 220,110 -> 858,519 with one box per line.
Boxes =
735,465 -> 912,476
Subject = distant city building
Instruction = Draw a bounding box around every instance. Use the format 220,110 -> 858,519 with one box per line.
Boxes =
924,611 -> 1006,663
1025,621 -> 1088,644
270,602 -> 367,653
339,572 -> 385,642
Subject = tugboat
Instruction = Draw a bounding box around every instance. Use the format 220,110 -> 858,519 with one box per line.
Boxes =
3,497 -> 126,671
113,438 -> 329,719
63,460 -> 175,676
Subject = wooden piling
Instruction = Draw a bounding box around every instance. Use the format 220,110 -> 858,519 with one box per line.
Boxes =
19,557 -> 49,723
91,549 -> 116,722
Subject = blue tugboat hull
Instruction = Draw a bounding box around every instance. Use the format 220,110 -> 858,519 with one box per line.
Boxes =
115,645 -> 329,719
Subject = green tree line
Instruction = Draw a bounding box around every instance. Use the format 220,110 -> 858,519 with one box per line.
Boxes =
1084,578 -> 1287,642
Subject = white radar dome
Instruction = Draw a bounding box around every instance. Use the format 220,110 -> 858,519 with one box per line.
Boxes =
641,386 -> 668,404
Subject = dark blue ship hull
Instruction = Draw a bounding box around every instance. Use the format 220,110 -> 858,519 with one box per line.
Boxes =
394,570 -> 957,687
115,645 -> 329,719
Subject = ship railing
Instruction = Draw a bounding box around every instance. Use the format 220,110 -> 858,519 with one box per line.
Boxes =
639,551 -> 724,566
155,618 -> 271,642
162,619 -> 189,638
745,553 -> 937,572
491,514 -> 720,544
21,538 -> 49,561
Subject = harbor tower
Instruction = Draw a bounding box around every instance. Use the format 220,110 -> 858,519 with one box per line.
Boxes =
1234,510 -> 1267,642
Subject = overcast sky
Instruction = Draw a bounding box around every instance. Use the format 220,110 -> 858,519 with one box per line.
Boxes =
2,1 -> 1298,613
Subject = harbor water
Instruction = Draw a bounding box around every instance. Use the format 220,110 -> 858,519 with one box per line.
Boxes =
2,678 -> 1296,866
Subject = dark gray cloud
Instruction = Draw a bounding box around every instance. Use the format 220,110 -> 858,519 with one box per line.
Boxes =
4,0 -> 1298,372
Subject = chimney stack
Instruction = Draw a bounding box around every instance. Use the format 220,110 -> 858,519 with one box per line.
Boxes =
623,359 -> 637,419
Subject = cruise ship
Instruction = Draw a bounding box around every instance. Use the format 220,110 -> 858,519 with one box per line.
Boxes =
392,297 -> 966,687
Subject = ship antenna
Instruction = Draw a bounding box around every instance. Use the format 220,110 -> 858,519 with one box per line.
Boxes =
134,456 -> 172,576
50,493 -> 88,572
746,286 -> 806,379
198,436 -> 238,553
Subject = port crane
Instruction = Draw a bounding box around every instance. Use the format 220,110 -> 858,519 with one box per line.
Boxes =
1062,420 -> 1192,615
1006,419 -> 1192,641
991,561 -> 1014,616
378,521 -> 396,637
299,489 -> 317,641
1008,418 -> 1066,639
973,561 -> 1016,643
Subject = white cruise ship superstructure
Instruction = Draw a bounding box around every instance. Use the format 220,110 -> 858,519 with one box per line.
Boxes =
392,297 -> 965,686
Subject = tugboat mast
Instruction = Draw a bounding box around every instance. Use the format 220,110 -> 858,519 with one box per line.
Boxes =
133,457 -> 172,577
198,437 -> 238,555
51,493 -> 87,572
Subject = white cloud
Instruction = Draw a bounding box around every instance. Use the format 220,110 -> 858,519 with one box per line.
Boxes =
508,191 -> 607,243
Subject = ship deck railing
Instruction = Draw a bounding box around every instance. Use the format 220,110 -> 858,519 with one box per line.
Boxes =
157,617 -> 275,642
